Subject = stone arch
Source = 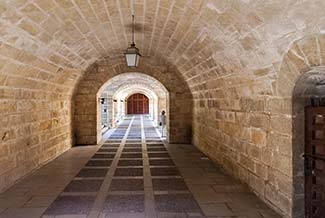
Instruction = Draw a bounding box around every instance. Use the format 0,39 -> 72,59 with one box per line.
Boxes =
99,73 -> 168,132
275,34 -> 325,218
123,89 -> 156,100
73,59 -> 192,145
99,73 -> 168,141
112,83 -> 165,131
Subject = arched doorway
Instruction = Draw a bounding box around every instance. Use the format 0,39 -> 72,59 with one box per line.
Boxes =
74,61 -> 193,145
292,68 -> 325,218
93,72 -> 175,143
127,93 -> 149,114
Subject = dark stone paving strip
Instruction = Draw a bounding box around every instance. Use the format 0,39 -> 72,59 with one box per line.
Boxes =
63,179 -> 103,192
147,144 -> 165,147
126,141 -> 142,143
118,159 -> 143,166
44,196 -> 95,215
98,148 -> 118,152
92,153 -> 116,159
102,144 -> 120,147
114,168 -> 143,177
148,152 -> 170,158
76,168 -> 109,178
121,153 -> 143,158
124,143 -> 142,147
150,167 -> 181,176
123,147 -> 143,152
105,140 -> 122,144
147,147 -> 167,152
86,159 -> 112,167
109,179 -> 144,191
103,194 -> 145,213
152,178 -> 189,191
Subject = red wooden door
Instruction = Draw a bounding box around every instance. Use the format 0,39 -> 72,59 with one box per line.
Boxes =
127,93 -> 149,114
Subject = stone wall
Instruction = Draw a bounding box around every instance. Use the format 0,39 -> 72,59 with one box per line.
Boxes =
191,35 -> 325,218
0,42 -> 82,192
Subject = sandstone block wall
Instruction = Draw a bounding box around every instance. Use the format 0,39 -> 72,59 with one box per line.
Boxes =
191,35 -> 325,218
0,42 -> 81,192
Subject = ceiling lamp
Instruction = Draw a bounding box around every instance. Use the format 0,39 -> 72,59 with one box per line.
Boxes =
124,15 -> 141,67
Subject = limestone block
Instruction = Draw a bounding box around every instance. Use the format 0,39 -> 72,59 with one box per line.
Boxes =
272,152 -> 292,177
298,37 -> 321,67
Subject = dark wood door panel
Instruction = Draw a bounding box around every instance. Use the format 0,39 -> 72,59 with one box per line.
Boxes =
305,106 -> 325,218
127,93 -> 149,114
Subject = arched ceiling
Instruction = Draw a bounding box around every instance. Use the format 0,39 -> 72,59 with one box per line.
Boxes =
115,85 -> 158,100
101,72 -> 168,97
294,67 -> 325,97
1,0 -> 325,95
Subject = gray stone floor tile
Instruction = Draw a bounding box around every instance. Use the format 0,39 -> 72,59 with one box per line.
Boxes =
155,194 -> 202,213
44,196 -> 95,215
103,195 -> 145,213
0,195 -> 31,208
148,153 -> 170,158
152,179 -> 188,191
109,179 -> 144,191
151,167 -> 181,176
102,212 -> 145,218
124,144 -> 142,148
185,177 -> 216,185
147,147 -> 167,152
123,148 -> 143,152
23,196 -> 57,207
126,140 -> 142,143
121,153 -> 143,159
187,184 -> 216,194
114,168 -> 143,177
102,144 -> 120,148
63,180 -> 103,192
92,153 -> 116,159
199,203 -> 234,216
98,148 -> 118,152
193,192 -> 232,204
76,168 -> 108,178
0,207 -> 46,218
86,160 -> 112,167
147,144 -> 165,147
118,159 -> 143,166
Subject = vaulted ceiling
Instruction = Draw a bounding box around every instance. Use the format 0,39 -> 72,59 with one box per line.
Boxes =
0,0 -> 325,95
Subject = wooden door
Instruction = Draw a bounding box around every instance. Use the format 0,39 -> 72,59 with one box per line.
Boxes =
305,106 -> 325,218
127,93 -> 149,114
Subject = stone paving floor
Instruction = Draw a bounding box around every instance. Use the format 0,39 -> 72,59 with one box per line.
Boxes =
0,115 -> 282,218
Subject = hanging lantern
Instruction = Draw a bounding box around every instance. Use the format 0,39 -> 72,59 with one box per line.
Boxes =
124,15 -> 141,67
